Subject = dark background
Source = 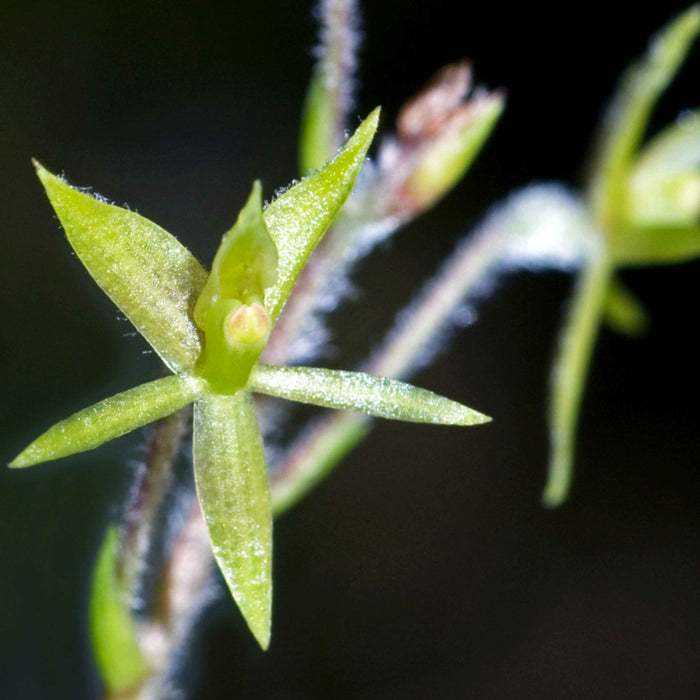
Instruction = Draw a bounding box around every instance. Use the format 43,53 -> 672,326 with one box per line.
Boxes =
2,1 -> 700,698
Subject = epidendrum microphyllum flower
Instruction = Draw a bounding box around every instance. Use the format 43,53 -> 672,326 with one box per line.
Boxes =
9,108 -> 489,648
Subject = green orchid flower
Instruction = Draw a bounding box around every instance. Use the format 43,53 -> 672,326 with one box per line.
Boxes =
545,6 -> 700,507
9,107 -> 489,651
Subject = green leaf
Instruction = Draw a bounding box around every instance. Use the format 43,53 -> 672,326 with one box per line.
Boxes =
603,276 -> 650,337
589,6 -> 700,228
544,254 -> 613,508
193,392 -> 272,649
263,108 -> 380,321
610,225 -> 700,265
90,526 -> 149,694
34,162 -> 208,372
10,374 -> 202,468
250,364 -> 490,425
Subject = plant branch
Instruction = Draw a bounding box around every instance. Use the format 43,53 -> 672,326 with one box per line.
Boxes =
270,219 -> 504,514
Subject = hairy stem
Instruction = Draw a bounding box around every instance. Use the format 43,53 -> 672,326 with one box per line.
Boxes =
270,221 -> 504,513
118,407 -> 191,591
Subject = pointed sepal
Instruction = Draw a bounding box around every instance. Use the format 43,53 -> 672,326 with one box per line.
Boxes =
263,108 -> 380,320
34,162 -> 208,372
10,374 -> 202,468
193,392 -> 272,649
250,364 -> 490,425
603,276 -> 650,337
589,6 -> 700,228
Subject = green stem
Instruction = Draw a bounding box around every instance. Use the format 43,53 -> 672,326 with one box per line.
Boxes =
119,408 -> 191,590
270,222 -> 503,514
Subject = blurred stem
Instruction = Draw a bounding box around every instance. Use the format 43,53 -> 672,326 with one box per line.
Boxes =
270,221 -> 504,514
118,407 -> 190,589
299,0 -> 360,174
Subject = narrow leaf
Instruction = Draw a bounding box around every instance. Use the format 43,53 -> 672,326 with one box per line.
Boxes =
545,254 -> 613,507
10,374 -> 202,468
90,526 -> 149,694
193,392 -> 272,649
603,276 -> 650,337
250,364 -> 490,425
263,108 -> 380,321
34,162 -> 208,372
589,6 -> 700,226
610,225 -> 700,265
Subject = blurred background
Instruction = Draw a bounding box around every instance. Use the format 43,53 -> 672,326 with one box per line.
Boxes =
2,1 -> 700,698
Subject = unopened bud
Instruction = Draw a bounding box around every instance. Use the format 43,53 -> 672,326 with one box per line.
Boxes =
397,62 -> 473,142
225,302 -> 271,344
377,62 -> 504,218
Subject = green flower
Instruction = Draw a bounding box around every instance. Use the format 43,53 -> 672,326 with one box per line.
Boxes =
10,108 -> 489,650
545,6 -> 700,507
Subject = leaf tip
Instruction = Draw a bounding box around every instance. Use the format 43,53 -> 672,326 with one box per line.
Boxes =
470,410 -> 493,426
366,105 -> 382,129
251,619 -> 272,651
8,447 -> 38,469
351,106 -> 381,153
32,158 -> 52,183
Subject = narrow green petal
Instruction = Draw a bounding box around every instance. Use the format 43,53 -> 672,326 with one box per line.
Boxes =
633,107 -> 700,177
545,254 -> 613,508
628,170 -> 700,228
250,364 -> 490,425
603,276 -> 650,337
90,526 -> 149,694
10,374 -> 202,468
589,6 -> 700,227
193,392 -> 272,649
610,225 -> 700,265
34,162 -> 208,372
263,108 -> 380,321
